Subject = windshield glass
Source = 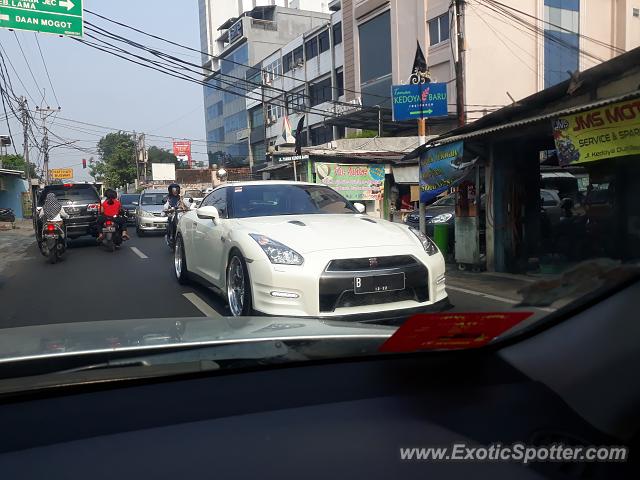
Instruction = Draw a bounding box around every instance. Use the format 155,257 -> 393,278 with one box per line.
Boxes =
120,194 -> 139,205
1,0 -> 639,394
231,184 -> 357,218
38,186 -> 99,205
141,193 -> 166,206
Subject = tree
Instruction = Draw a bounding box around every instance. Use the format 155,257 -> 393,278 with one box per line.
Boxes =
90,132 -> 136,188
346,129 -> 377,139
0,154 -> 37,177
147,146 -> 178,164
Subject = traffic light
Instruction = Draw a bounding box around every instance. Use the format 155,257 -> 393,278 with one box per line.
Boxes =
82,159 -> 87,169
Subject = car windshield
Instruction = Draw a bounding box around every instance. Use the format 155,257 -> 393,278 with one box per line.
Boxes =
141,193 -> 166,205
1,0 -> 639,396
120,194 -> 139,205
231,184 -> 357,218
38,186 -> 99,205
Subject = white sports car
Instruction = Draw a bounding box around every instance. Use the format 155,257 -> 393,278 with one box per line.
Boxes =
174,181 -> 449,320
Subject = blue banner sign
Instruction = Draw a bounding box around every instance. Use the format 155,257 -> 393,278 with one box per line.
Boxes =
391,83 -> 448,122
420,141 -> 476,203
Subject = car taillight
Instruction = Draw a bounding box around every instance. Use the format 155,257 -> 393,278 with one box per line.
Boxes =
46,224 -> 56,232
105,220 -> 113,226
87,203 -> 99,212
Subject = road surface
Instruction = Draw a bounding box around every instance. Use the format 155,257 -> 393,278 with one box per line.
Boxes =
0,231 -> 550,329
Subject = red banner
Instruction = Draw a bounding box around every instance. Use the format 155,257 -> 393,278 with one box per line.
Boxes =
379,312 -> 534,352
172,141 -> 192,167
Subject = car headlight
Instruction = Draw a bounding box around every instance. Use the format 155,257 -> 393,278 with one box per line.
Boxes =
429,213 -> 453,224
410,228 -> 439,256
250,234 -> 304,265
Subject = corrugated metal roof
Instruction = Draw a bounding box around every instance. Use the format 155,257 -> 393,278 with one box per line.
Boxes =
0,168 -> 24,177
434,90 -> 640,146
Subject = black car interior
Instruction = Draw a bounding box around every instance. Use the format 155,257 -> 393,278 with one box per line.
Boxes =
0,281 -> 637,479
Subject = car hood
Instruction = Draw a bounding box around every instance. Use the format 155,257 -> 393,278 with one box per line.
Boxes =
233,214 -> 416,253
139,204 -> 164,213
0,316 -> 395,364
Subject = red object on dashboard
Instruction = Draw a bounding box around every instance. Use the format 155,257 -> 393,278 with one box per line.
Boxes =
379,312 -> 534,352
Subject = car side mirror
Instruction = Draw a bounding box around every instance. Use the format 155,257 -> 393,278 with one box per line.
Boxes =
197,206 -> 220,223
353,202 -> 366,214
187,197 -> 194,203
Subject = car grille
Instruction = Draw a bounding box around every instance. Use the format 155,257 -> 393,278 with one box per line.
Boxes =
326,255 -> 418,272
319,262 -> 429,313
152,212 -> 165,217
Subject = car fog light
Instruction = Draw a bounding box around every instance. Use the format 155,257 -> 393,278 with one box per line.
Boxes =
270,291 -> 300,299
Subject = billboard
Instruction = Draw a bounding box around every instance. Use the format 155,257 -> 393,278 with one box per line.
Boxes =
172,141 -> 192,167
419,142 -> 476,203
315,163 -> 385,201
391,82 -> 448,122
552,98 -> 640,166
151,163 -> 176,181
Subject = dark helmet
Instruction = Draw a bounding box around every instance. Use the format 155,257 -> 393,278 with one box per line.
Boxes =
105,189 -> 117,200
168,183 -> 180,196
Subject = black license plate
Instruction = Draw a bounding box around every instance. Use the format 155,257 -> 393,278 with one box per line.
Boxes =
354,273 -> 405,294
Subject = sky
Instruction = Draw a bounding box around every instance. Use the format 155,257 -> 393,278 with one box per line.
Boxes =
0,0 -> 206,182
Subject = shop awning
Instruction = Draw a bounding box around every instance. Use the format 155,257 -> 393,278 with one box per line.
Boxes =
0,168 -> 24,177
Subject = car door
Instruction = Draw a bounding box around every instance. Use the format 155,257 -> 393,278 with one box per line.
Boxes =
194,187 -> 229,286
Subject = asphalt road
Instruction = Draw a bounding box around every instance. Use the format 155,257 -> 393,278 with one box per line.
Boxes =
0,229 -> 549,330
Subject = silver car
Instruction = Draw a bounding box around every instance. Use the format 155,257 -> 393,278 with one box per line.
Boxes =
136,189 -> 168,236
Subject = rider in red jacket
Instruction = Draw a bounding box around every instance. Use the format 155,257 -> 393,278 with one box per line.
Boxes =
97,189 -> 129,241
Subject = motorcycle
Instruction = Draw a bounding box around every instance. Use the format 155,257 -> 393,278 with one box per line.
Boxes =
101,216 -> 123,253
40,222 -> 66,264
0,208 -> 15,223
165,200 -> 194,251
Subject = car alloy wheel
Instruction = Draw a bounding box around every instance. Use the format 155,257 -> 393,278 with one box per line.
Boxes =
227,255 -> 249,317
174,235 -> 189,285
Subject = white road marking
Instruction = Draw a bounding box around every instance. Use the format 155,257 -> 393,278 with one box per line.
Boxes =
183,292 -> 221,318
446,285 -> 556,313
130,247 -> 148,259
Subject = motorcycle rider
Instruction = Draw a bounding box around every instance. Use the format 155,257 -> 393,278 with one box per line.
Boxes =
97,189 -> 129,242
163,183 -> 189,242
38,192 -> 69,242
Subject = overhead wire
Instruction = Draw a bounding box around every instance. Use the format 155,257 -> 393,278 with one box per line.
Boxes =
12,31 -> 46,104
33,33 -> 62,108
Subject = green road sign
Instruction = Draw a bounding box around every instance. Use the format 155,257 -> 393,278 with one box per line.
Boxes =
0,0 -> 83,37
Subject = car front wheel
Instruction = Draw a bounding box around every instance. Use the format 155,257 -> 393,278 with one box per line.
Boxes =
175,235 -> 189,285
226,253 -> 252,316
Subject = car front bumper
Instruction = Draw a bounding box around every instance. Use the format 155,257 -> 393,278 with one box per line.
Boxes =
246,246 -> 448,319
137,216 -> 168,231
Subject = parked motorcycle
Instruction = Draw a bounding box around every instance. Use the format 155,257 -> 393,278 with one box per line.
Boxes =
40,222 -> 66,264
101,216 -> 123,253
0,208 -> 15,223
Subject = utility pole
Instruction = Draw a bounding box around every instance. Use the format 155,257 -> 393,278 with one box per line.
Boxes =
454,0 -> 467,127
19,97 -> 31,183
36,106 -> 60,185
138,133 -> 147,184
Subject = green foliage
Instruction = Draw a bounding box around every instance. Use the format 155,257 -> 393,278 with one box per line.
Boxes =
90,132 -> 136,188
345,130 -> 377,139
0,154 -> 37,177
148,146 -> 178,164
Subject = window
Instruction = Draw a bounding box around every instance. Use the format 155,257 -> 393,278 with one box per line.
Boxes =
310,125 -> 334,145
207,101 -> 223,119
541,190 -> 558,206
251,143 -> 266,166
428,13 -> 450,46
250,107 -> 263,129
305,37 -> 318,60
336,69 -> 344,97
208,126 -> 224,143
283,52 -> 294,73
318,30 -> 330,53
202,188 -> 228,218
293,46 -> 304,66
264,58 -> 281,82
266,103 -> 282,122
332,22 -> 342,45
543,0 -> 580,88
224,110 -> 247,134
309,78 -> 332,107
358,11 -> 392,107
287,90 -> 307,113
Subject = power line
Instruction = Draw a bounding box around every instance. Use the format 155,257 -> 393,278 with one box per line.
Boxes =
33,33 -> 62,108
12,31 -> 46,104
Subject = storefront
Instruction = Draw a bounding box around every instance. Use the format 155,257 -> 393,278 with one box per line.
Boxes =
406,48 -> 640,273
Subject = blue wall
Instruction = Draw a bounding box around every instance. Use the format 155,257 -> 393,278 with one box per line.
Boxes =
0,174 -> 28,218
544,0 -> 580,89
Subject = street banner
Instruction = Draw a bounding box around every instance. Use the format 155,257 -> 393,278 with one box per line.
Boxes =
315,163 -> 385,201
552,98 -> 640,166
0,0 -> 83,37
419,141 -> 476,203
172,141 -> 192,168
391,82 -> 448,122
49,168 -> 73,180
